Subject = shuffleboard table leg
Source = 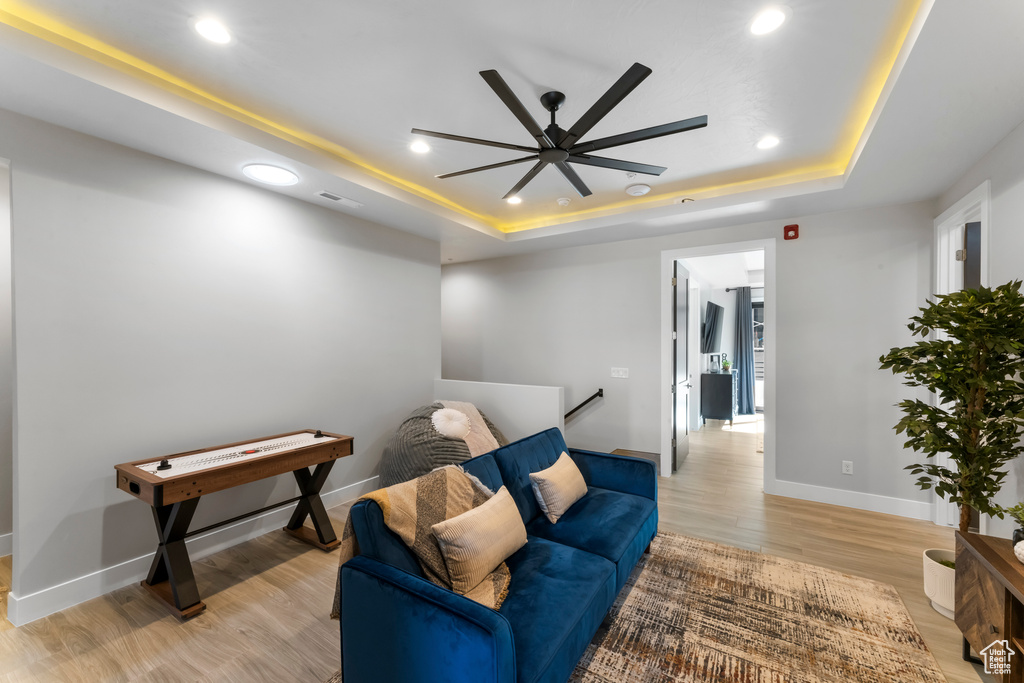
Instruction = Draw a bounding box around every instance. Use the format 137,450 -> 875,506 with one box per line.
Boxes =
143,498 -> 206,620
284,460 -> 341,551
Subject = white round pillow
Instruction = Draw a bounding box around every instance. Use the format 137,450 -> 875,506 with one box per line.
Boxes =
431,408 -> 471,440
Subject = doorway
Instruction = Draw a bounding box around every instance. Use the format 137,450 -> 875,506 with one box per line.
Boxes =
932,180 -> 990,531
660,239 -> 776,494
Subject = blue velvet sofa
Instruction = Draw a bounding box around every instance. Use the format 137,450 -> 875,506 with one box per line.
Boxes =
339,427 -> 658,683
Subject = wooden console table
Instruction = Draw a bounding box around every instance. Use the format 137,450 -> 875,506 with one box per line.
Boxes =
955,530 -> 1024,681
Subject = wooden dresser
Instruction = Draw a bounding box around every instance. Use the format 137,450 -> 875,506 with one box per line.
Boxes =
955,531 -> 1024,681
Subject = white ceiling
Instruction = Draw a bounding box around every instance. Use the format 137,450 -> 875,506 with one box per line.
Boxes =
681,251 -> 764,290
1,1 -> 1023,263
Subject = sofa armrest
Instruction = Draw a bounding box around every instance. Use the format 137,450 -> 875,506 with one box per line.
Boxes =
568,449 -> 658,501
341,555 -> 516,683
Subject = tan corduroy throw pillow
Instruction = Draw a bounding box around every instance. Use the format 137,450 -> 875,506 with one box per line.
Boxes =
432,486 -> 527,595
529,451 -> 588,524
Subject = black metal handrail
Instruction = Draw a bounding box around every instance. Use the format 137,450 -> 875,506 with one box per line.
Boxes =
565,388 -> 604,420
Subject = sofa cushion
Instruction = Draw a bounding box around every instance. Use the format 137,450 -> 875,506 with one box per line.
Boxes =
492,428 -> 569,524
461,453 -> 504,493
432,486 -> 528,595
529,452 -> 588,524
526,487 -> 657,589
499,536 -> 616,683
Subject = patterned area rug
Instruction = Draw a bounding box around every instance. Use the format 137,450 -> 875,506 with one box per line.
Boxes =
570,532 -> 944,682
327,532 -> 945,683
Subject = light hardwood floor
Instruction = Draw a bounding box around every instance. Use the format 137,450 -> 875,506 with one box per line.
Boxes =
664,416 -> 989,683
0,422 -> 990,682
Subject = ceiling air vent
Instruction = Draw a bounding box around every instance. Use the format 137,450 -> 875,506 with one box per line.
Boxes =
317,191 -> 364,208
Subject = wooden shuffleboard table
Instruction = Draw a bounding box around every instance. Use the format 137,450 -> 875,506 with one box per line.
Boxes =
115,429 -> 353,620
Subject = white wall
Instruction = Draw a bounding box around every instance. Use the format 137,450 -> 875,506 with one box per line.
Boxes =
442,201 -> 935,511
938,116 -> 1024,538
0,108 -> 441,621
0,161 -> 11,557
433,379 -> 564,442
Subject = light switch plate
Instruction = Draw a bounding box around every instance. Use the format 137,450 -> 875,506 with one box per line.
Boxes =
611,367 -> 629,378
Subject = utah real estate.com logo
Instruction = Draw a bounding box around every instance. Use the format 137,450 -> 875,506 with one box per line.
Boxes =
981,639 -> 1015,676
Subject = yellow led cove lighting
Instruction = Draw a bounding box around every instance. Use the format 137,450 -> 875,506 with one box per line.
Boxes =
0,0 -> 925,235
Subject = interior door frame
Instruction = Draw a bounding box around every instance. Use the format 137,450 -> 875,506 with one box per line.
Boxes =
932,180 -> 990,530
659,239 -> 776,489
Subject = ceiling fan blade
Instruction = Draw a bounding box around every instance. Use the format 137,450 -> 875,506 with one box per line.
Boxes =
436,155 -> 539,179
567,154 -> 666,176
480,70 -> 555,149
570,115 -> 708,154
503,160 -> 548,200
558,62 -> 652,149
411,128 -> 539,154
554,161 -> 592,197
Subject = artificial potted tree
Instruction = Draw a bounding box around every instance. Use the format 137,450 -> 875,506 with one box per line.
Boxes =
879,281 -> 1024,618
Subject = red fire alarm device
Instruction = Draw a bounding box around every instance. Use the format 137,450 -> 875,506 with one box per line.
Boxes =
784,224 -> 799,240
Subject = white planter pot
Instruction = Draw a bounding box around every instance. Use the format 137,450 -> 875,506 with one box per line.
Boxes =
923,548 -> 956,620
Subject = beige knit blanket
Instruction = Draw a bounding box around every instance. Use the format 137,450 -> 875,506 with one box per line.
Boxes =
332,466 -> 510,618
440,399 -> 500,457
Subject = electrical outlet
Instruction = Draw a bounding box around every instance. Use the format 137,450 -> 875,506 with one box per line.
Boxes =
842,460 -> 853,475
611,367 -> 629,378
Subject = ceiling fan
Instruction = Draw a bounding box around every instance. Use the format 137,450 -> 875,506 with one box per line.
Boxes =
412,62 -> 708,201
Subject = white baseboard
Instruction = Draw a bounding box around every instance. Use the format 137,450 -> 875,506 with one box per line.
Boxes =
6,475 -> 379,627
767,478 -> 932,521
0,531 -> 10,558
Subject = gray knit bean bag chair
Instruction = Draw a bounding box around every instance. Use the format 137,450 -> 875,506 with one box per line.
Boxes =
379,402 -> 508,487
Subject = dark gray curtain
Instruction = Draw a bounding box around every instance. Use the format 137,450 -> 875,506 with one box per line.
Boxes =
735,287 -> 755,414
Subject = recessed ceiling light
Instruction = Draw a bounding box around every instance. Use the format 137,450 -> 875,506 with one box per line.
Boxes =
506,196 -> 522,205
626,184 -> 651,196
756,135 -> 780,150
194,17 -> 232,44
750,7 -> 787,35
243,164 -> 299,186
410,140 -> 431,154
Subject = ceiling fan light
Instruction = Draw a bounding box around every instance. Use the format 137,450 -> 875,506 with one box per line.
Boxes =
243,164 -> 299,186
410,140 -> 431,154
750,7 -> 787,35
506,196 -> 522,205
193,17 -> 232,44
756,135 -> 781,150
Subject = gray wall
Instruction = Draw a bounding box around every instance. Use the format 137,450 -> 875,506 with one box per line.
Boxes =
1,109 -> 441,599
0,162 -> 10,550
442,201 -> 935,504
938,117 -> 1024,538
